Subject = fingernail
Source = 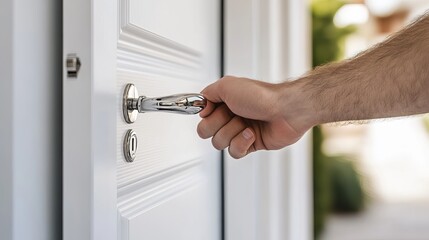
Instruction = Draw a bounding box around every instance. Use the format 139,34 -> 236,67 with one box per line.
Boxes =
242,128 -> 253,140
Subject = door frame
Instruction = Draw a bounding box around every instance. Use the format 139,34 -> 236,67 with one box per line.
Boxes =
223,0 -> 312,239
63,0 -> 117,239
63,0 -> 312,239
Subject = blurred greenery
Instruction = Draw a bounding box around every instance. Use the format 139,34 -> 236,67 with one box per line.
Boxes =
329,156 -> 365,212
313,136 -> 365,237
312,0 -> 355,67
311,0 -> 363,239
312,126 -> 330,237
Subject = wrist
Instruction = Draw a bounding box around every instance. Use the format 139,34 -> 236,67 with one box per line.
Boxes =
276,77 -> 321,131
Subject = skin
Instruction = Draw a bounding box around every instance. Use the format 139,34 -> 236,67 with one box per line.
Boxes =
197,14 -> 429,159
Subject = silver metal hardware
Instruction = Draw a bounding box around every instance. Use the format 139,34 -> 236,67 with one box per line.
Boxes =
123,84 -> 140,123
123,83 -> 207,123
66,54 -> 81,78
123,129 -> 138,162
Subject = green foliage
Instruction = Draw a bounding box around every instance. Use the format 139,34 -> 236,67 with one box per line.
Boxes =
313,135 -> 366,239
313,126 -> 331,238
329,156 -> 365,212
311,0 -> 355,67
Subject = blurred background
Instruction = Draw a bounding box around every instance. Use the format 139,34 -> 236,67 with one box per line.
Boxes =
311,0 -> 429,239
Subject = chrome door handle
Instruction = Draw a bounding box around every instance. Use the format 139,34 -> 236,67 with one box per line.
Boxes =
123,83 -> 206,123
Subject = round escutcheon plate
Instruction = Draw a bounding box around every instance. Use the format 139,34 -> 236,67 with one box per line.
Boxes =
123,83 -> 139,123
123,129 -> 138,162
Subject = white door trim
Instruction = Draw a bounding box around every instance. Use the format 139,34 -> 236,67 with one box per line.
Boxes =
63,0 -> 117,239
224,0 -> 312,239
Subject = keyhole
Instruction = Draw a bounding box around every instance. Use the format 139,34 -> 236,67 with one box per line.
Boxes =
131,137 -> 135,152
130,135 -> 137,156
123,130 -> 138,163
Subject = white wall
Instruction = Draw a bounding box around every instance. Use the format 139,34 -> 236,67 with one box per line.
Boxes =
0,0 -> 62,239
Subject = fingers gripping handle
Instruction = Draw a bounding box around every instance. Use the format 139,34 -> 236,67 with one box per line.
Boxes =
123,83 -> 206,123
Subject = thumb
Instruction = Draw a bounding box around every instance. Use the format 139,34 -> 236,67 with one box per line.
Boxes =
199,79 -> 226,118
201,79 -> 225,103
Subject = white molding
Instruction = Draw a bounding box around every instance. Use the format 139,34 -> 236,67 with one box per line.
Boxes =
119,0 -> 201,62
286,1 -> 313,240
224,0 -> 312,239
63,0 -> 117,239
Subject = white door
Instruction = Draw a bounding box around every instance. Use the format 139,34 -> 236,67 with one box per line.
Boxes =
63,0 -> 222,239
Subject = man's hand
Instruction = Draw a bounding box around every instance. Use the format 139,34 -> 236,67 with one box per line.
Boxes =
199,14 -> 429,159
197,76 -> 314,159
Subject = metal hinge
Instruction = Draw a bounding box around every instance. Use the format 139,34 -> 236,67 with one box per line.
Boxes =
66,54 -> 81,78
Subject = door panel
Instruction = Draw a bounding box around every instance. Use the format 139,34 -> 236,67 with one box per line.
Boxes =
64,0 -> 221,238
128,0 -> 207,50
116,1 -> 221,239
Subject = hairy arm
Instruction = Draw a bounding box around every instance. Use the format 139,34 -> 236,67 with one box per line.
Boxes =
198,14 -> 429,159
285,14 -> 429,127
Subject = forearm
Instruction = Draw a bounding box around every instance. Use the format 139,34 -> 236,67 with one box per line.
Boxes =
284,14 -> 429,126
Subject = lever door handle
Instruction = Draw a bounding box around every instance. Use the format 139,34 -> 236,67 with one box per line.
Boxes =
123,83 -> 206,123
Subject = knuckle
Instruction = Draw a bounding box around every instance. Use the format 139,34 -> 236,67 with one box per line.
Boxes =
211,138 -> 223,151
229,137 -> 249,159
228,146 -> 244,159
212,134 -> 227,151
219,105 -> 233,119
228,148 -> 239,159
198,106 -> 232,140
197,122 -> 210,139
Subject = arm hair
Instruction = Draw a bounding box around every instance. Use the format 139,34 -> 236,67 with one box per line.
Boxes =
297,13 -> 429,124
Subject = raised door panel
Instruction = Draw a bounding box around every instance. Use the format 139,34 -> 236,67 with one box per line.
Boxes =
115,1 -> 221,239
